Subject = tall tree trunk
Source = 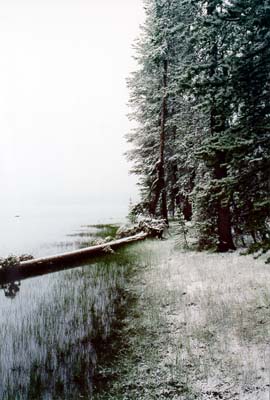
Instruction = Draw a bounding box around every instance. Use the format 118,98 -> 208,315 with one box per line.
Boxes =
149,59 -> 168,224
214,152 -> 235,251
207,0 -> 235,251
159,59 -> 169,223
170,162 -> 178,218
183,197 -> 192,221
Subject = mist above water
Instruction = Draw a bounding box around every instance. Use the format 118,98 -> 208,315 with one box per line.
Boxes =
0,0 -> 144,256
0,201 -> 128,257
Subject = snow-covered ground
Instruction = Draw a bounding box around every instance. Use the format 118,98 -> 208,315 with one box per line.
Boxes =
96,232 -> 270,399
138,236 -> 270,399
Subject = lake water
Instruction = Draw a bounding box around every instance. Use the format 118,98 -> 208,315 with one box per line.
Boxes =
0,203 -> 144,399
0,203 -> 128,258
0,247 -> 142,399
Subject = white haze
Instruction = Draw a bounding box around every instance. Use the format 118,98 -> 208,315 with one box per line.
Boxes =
0,0 -> 144,218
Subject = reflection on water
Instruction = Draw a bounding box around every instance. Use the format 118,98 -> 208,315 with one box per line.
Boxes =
0,223 -> 144,399
0,242 -> 143,400
0,281 -> 21,299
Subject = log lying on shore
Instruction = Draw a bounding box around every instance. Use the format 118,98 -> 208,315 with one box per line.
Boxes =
0,232 -> 149,285
0,219 -> 167,286
19,232 -> 148,269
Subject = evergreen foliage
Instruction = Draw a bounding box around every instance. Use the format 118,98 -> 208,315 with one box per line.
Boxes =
127,0 -> 270,253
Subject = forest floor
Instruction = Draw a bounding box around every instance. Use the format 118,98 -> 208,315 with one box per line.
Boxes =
94,224 -> 270,400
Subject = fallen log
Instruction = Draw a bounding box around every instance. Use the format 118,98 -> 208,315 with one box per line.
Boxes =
0,232 -> 148,284
20,232 -> 148,268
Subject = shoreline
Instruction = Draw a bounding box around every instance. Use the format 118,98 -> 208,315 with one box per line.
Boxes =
93,228 -> 270,399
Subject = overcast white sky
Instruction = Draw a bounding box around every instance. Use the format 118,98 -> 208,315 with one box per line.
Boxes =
0,0 -> 144,213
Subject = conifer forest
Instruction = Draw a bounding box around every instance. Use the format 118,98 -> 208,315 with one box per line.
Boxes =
127,0 -> 270,253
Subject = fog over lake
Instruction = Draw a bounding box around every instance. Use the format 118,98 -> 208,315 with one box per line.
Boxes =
0,0 -> 144,256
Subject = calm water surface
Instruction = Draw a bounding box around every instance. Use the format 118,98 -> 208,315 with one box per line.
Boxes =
0,203 -> 140,399
0,258 -> 135,399
0,203 -> 126,257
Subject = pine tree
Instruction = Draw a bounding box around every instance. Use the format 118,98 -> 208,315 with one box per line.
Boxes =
225,0 -> 270,243
127,0 -> 186,223
192,0 -> 270,249
181,0 -> 236,250
127,0 -> 270,252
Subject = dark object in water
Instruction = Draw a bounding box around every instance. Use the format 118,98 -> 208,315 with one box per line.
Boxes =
0,233 -> 148,285
19,232 -> 148,268
1,281 -> 21,299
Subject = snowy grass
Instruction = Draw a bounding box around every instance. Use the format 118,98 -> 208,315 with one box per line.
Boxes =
141,238 -> 270,399
94,230 -> 270,399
